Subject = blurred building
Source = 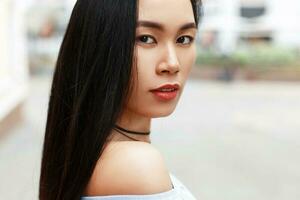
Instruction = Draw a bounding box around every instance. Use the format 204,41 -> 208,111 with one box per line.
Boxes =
0,0 -> 76,128
0,0 -> 29,124
200,0 -> 300,53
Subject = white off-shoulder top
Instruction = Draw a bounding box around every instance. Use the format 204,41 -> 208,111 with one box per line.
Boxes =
81,172 -> 197,200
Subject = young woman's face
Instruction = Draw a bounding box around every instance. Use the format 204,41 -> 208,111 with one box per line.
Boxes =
125,0 -> 197,118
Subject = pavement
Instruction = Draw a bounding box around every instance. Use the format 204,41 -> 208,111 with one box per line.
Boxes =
1,74 -> 300,200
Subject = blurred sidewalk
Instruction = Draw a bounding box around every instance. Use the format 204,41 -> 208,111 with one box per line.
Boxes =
0,75 -> 300,199
0,75 -> 50,199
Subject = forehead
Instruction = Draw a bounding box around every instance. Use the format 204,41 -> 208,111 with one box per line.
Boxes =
138,0 -> 195,28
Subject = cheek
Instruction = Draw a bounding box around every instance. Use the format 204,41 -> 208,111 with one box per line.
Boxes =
124,48 -> 156,116
132,49 -> 153,94
180,46 -> 197,78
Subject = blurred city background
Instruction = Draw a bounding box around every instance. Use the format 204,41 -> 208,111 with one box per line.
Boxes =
0,0 -> 300,199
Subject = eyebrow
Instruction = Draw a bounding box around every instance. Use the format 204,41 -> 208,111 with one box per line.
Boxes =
137,20 -> 197,31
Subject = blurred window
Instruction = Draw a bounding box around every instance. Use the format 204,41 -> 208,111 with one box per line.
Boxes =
240,0 -> 266,18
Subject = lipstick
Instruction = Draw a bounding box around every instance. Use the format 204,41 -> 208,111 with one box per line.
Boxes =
150,83 -> 180,101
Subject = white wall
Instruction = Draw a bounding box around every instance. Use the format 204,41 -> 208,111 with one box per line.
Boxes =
200,0 -> 300,52
270,0 -> 300,47
0,0 -> 29,122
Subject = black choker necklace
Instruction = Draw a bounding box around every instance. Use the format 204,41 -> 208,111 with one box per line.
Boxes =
112,125 -> 151,143
114,124 -> 150,135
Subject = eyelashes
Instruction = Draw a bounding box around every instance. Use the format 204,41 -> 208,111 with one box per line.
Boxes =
137,35 -> 156,44
177,35 -> 194,45
136,35 -> 194,45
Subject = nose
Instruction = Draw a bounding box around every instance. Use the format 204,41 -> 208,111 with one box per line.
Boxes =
156,44 -> 180,75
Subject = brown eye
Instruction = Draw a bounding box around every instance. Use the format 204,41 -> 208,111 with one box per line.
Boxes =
137,35 -> 156,44
177,36 -> 194,45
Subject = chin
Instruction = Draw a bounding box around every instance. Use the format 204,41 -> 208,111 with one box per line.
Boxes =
146,105 -> 177,118
153,112 -> 174,118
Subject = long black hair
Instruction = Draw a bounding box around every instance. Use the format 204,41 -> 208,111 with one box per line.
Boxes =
39,0 -> 202,199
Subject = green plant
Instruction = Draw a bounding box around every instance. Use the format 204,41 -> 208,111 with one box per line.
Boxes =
196,44 -> 300,70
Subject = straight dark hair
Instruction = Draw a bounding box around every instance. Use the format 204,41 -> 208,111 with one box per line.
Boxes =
39,0 -> 202,199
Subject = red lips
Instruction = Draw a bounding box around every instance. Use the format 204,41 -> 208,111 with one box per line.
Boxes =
150,83 -> 180,92
150,83 -> 180,101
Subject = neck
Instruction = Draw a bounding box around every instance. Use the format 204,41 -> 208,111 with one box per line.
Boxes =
109,108 -> 152,143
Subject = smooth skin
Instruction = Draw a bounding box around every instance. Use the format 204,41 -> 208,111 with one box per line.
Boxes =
84,0 -> 197,196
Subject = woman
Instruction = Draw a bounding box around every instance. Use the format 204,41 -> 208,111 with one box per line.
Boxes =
39,0 -> 202,199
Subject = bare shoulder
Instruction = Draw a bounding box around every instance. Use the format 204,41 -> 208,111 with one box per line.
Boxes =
85,141 -> 173,196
